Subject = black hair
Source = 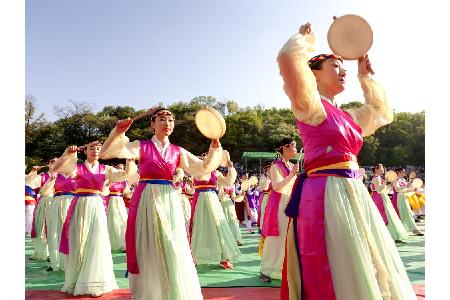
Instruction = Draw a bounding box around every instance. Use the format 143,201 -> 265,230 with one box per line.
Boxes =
275,138 -> 295,153
372,163 -> 382,173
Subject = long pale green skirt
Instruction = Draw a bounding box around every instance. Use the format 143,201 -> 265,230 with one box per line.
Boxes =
219,194 -> 242,243
191,191 -> 241,265
380,193 -> 409,242
128,184 -> 203,300
397,192 -> 419,232
180,193 -> 192,231
46,195 -> 72,270
107,196 -> 128,251
323,177 -> 416,300
61,196 -> 118,296
31,196 -> 52,260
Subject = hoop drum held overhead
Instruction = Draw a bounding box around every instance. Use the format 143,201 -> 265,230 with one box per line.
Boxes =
412,178 -> 424,189
327,14 -> 373,60
385,170 -> 398,182
195,107 -> 226,139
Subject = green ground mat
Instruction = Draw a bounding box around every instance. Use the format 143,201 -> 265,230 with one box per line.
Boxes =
25,220 -> 425,290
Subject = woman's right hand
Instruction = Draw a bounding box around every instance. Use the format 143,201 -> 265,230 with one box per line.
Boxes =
31,165 -> 45,172
299,22 -> 312,35
67,145 -> 78,154
291,163 -> 300,175
116,118 -> 133,134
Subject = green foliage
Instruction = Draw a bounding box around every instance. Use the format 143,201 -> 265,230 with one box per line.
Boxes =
25,96 -> 425,168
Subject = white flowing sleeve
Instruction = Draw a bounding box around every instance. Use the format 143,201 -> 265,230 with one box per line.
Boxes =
179,145 -> 223,178
106,160 -> 138,183
173,168 -> 185,183
393,179 -> 408,193
344,75 -> 394,137
258,175 -> 271,191
371,176 -> 386,193
99,128 -> 141,160
277,32 -> 326,126
51,150 -> 78,176
39,177 -> 56,197
217,168 -> 237,187
270,164 -> 296,194
25,171 -> 42,188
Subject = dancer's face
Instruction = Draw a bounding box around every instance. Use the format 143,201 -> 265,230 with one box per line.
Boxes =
151,112 -> 174,137
376,164 -> 384,175
85,143 -> 101,162
312,59 -> 346,96
283,141 -> 297,160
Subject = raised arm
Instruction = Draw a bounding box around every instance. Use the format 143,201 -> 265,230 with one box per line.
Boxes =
106,159 -> 138,183
371,176 -> 387,193
39,172 -> 57,197
100,118 -> 140,160
217,163 -> 237,187
179,141 -> 223,178
51,146 -> 78,176
277,23 -> 326,125
344,55 -> 394,137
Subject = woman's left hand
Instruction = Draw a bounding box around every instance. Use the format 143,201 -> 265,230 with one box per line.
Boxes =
211,139 -> 221,148
358,54 -> 374,76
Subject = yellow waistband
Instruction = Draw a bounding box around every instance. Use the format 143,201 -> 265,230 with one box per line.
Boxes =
55,190 -> 75,194
75,188 -> 102,194
25,196 -> 35,201
307,161 -> 359,175
194,185 -> 216,189
109,191 -> 123,195
139,178 -> 172,182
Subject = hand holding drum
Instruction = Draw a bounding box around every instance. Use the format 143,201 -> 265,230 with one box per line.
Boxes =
327,14 -> 375,75
195,107 -> 226,148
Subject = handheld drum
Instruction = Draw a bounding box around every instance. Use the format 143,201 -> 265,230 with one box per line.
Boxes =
327,14 -> 374,74
195,107 -> 226,140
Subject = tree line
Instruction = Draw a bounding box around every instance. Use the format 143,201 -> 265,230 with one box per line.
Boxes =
25,95 -> 424,173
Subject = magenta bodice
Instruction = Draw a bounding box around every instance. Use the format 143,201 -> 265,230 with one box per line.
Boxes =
193,172 -> 218,187
296,99 -> 363,171
139,140 -> 181,180
54,174 -> 77,193
109,181 -> 127,193
75,163 -> 106,191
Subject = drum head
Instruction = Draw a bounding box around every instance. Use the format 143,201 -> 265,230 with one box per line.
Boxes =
195,107 -> 226,139
412,178 -> 423,189
327,14 -> 373,60
385,170 -> 397,182
240,179 -> 250,192
249,176 -> 258,186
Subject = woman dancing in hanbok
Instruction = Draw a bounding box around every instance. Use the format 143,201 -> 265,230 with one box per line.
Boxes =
260,138 -> 298,282
52,141 -> 135,297
190,157 -> 241,269
38,169 -> 76,272
218,176 -> 243,246
392,168 -> 424,236
25,165 -> 45,237
99,107 -> 224,300
104,162 -> 135,252
370,163 -> 409,243
173,168 -> 193,231
257,165 -> 271,233
279,22 -> 416,299
29,158 -> 57,261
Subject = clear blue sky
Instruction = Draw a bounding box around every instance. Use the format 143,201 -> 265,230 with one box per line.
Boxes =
26,0 -> 427,121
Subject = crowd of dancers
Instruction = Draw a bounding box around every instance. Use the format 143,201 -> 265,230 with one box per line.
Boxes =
24,22 -> 424,300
